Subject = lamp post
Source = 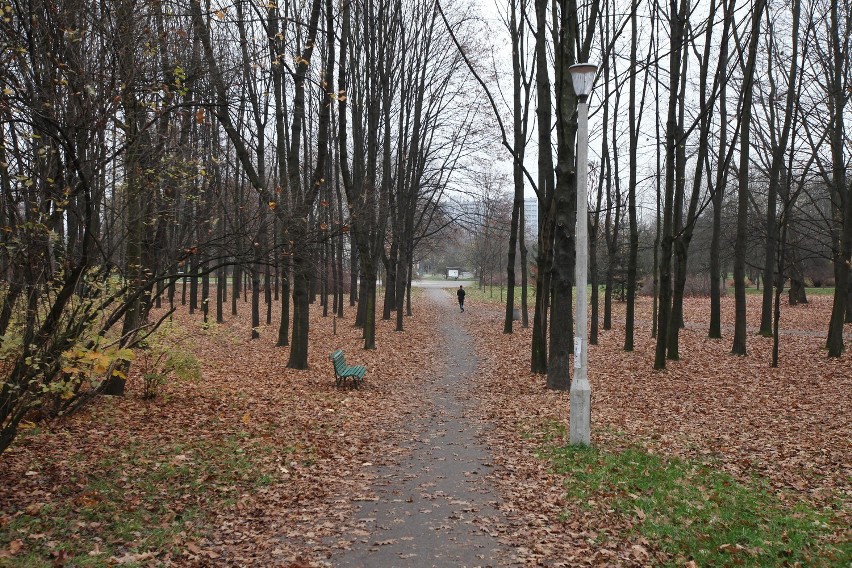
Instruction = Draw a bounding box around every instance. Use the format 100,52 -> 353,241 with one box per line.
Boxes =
568,62 -> 597,446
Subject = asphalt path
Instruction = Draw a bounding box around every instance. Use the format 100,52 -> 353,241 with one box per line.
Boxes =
332,287 -> 517,568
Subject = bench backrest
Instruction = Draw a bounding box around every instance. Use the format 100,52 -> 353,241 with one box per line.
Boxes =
331,350 -> 348,375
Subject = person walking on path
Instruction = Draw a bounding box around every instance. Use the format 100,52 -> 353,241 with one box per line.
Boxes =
457,285 -> 466,312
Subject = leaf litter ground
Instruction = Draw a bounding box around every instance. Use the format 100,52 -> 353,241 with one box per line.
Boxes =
461,292 -> 850,566
0,289 -> 849,566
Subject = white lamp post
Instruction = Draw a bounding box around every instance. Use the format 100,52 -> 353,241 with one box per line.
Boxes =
568,62 -> 597,446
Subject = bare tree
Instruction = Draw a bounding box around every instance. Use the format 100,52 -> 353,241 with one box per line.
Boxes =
822,0 -> 851,356
732,0 -> 767,356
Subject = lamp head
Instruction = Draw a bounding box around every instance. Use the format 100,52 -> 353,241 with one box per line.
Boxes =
569,63 -> 598,101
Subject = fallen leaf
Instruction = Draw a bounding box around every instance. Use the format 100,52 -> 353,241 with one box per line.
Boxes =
186,542 -> 202,554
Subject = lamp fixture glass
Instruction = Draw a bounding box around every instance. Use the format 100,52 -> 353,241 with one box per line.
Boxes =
569,63 -> 598,99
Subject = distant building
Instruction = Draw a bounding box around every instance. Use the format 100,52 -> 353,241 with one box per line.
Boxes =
523,198 -> 539,239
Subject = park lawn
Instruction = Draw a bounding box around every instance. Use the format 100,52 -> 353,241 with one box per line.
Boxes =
0,288 -> 441,566
743,285 -> 836,296
2,432 -> 275,566
463,281 -> 837,306
462,282 -> 536,307
1,287 -> 849,566
541,426 -> 850,567
462,291 -> 851,566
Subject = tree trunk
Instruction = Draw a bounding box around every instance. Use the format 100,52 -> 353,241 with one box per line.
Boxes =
531,0 -> 555,374
590,211 -> 600,345
826,0 -> 849,357
760,0 -> 799,338
251,265 -> 261,339
624,0 -> 640,352
666,50 -> 689,361
654,0 -> 686,370
708,0 -> 733,340
287,0 -> 330,369
108,0 -> 157,395
732,0 -> 765,356
547,0 -> 577,391
520,208 -> 530,328
504,0 -> 528,334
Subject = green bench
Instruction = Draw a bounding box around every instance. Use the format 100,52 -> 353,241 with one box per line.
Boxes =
330,349 -> 366,388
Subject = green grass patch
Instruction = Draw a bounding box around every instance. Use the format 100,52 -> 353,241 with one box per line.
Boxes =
743,286 -> 835,296
1,436 -> 278,566
802,287 -> 836,296
542,440 -> 850,566
463,283 -> 538,306
462,283 -> 614,306
464,283 -> 837,306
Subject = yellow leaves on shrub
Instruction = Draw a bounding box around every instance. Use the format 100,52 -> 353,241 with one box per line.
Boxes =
61,345 -> 134,379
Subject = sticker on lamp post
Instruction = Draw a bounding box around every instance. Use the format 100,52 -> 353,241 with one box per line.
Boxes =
574,337 -> 582,368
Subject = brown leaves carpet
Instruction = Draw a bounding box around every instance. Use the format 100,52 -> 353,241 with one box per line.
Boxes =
1,289 -> 849,566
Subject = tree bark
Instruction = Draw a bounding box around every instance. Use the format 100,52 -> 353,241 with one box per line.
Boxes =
531,0 -> 555,374
288,0 -> 330,368
547,0 -> 577,391
654,0 -> 686,370
826,0 -> 850,356
624,0 -> 640,351
732,0 -> 766,356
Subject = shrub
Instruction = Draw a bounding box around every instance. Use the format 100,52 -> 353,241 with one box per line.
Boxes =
682,275 -> 711,296
0,263 -> 177,455
135,328 -> 200,399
